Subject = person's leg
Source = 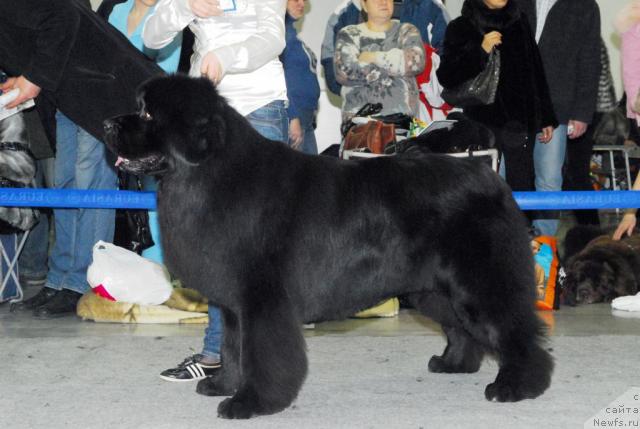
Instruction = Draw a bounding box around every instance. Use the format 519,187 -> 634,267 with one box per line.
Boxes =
564,116 -> 600,225
161,99 -> 290,382
495,130 -> 536,228
533,125 -> 567,236
502,139 -> 536,191
245,100 -> 289,144
56,122 -> 117,294
494,127 -> 535,191
19,158 -> 54,285
196,100 -> 287,374
297,110 -> 318,155
202,305 -> 222,363
35,114 -> 117,317
45,113 -> 79,294
15,114 -> 79,314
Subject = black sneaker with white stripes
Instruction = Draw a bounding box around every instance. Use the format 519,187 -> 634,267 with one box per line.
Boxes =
159,354 -> 221,382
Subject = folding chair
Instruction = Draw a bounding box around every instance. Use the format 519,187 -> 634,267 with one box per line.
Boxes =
0,231 -> 29,303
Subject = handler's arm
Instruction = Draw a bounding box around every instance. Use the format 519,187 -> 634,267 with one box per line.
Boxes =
0,0 -> 78,92
211,0 -> 286,74
368,24 -> 425,77
143,0 -> 196,49
613,172 -> 640,240
334,28 -> 370,87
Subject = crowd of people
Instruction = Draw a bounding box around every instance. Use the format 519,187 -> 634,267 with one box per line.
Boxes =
1,0 -> 640,390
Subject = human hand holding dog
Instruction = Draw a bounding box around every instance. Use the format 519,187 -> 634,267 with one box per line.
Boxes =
613,211 -> 637,240
614,172 -> 640,240
481,31 -> 502,53
201,51 -> 224,85
188,0 -> 223,18
0,76 -> 41,109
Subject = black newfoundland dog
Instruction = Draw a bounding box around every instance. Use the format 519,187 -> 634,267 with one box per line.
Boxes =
104,75 -> 553,419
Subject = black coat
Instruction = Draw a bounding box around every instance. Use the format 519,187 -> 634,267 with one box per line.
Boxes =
516,0 -> 600,124
437,0 -> 557,135
0,0 -> 163,141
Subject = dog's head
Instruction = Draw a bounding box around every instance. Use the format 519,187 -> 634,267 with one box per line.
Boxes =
563,248 -> 638,305
103,75 -> 227,175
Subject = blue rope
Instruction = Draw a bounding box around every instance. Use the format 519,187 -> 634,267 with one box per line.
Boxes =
2,188 -> 640,210
0,188 -> 156,209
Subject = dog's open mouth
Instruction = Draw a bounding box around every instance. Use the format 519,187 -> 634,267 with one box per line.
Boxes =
115,154 -> 166,175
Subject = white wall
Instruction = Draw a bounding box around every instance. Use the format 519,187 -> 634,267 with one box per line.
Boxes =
90,0 -> 632,151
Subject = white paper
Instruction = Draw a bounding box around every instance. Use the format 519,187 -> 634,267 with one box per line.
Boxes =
0,89 -> 35,122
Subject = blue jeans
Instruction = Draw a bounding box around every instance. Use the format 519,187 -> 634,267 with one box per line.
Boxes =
202,100 -> 288,361
290,110 -> 318,155
533,125 -> 567,236
19,158 -> 54,279
45,113 -> 118,294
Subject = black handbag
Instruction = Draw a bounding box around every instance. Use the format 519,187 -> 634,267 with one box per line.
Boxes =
442,48 -> 501,108
113,172 -> 154,254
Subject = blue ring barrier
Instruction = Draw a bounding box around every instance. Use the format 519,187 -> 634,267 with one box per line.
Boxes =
1,188 -> 640,210
513,191 -> 640,211
0,188 -> 156,209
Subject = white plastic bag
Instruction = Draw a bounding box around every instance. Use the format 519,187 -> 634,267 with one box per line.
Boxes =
86,241 -> 172,305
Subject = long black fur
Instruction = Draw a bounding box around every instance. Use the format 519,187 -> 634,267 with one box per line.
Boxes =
563,229 -> 640,305
103,75 -> 553,419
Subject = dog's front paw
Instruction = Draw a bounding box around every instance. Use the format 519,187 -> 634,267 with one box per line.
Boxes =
217,395 -> 257,419
196,376 -> 233,397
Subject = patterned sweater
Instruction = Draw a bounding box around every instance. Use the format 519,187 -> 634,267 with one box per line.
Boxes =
334,20 -> 425,119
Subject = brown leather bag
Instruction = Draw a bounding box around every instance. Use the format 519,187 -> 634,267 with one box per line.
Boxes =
343,121 -> 396,154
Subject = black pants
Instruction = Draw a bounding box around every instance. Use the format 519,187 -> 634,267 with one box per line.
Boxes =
563,113 -> 601,226
495,128 -> 536,192
490,127 -> 537,227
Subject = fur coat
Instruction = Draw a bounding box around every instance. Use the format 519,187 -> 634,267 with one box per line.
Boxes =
437,0 -> 556,135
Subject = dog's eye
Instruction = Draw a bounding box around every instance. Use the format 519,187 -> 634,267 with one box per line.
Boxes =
141,111 -> 153,121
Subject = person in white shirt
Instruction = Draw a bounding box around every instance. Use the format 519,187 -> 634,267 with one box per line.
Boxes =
143,0 -> 287,117
143,0 -> 290,390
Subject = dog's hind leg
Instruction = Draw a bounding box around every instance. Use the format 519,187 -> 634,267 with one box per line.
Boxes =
428,325 -> 484,374
217,288 -> 307,419
196,308 -> 240,396
407,292 -> 484,374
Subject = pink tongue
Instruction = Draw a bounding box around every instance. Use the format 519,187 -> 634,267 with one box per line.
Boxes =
115,157 -> 125,167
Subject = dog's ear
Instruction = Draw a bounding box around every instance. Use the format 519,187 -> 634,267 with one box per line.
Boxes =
171,113 -> 227,165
